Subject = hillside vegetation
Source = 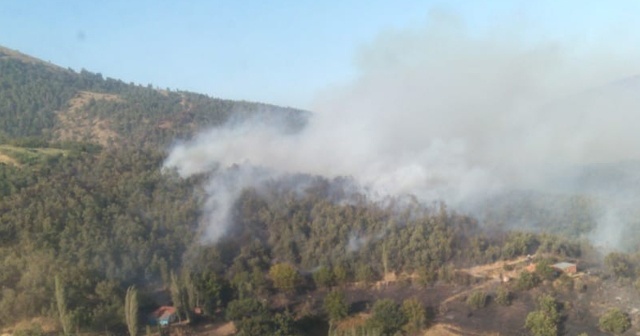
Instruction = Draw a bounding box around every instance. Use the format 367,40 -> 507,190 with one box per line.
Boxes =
1,46 -> 639,336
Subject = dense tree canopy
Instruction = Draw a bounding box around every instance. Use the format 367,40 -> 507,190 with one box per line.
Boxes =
0,46 -> 603,336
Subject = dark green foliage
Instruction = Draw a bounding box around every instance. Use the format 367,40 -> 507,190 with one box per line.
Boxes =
333,264 -> 351,285
269,263 -> 301,292
273,310 -> 300,336
366,299 -> 407,336
0,47 -> 613,335
324,290 -> 348,322
501,232 -> 539,259
313,266 -> 334,288
495,286 -> 512,306
0,53 -> 308,148
466,291 -> 488,309
402,298 -> 427,334
355,264 -> 377,284
517,271 -> 541,291
535,258 -> 558,281
599,308 -> 631,334
0,148 -> 200,330
525,295 -> 560,336
225,298 -> 274,335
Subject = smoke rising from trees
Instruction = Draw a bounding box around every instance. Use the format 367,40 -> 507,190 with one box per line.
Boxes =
165,14 -> 640,248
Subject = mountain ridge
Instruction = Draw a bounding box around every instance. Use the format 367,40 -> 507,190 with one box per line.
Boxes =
0,44 -> 309,149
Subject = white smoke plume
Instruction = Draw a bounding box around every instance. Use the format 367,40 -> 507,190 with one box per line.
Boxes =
165,13 -> 640,247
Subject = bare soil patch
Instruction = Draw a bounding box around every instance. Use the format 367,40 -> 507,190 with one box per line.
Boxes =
55,91 -> 122,146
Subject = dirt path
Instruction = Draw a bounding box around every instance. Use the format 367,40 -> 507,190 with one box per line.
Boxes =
423,323 -> 500,336
460,256 -> 529,278
440,256 -> 529,306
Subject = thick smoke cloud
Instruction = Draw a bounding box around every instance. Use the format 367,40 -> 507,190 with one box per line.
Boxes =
165,15 -> 640,247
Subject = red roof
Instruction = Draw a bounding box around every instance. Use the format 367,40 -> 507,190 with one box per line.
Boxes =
152,306 -> 177,319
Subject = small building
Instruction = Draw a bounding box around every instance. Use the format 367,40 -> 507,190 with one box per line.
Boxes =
552,262 -> 577,275
149,306 -> 178,327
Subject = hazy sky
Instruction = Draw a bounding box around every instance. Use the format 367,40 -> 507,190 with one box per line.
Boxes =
1,1 -> 638,109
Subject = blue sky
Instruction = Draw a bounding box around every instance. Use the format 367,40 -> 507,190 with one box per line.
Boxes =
1,1 -> 639,109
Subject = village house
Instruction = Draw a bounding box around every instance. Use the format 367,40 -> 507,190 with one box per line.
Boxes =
149,306 -> 178,327
551,262 -> 578,275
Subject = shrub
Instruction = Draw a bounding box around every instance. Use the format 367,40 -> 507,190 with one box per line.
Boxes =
324,290 -> 348,322
402,298 -> 427,334
269,263 -> 301,292
495,286 -> 512,306
313,266 -> 334,288
599,308 -> 631,334
525,295 -> 560,336
367,299 -> 407,336
466,291 -> 488,309
517,271 -> 541,291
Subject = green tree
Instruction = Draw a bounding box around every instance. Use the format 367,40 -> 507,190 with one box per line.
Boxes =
124,286 -> 138,336
324,290 -> 349,322
225,298 -> 274,335
367,299 -> 407,336
495,286 -> 512,306
599,308 -> 630,335
333,264 -> 350,285
273,310 -> 299,336
313,266 -> 334,288
525,294 -> 560,336
517,271 -> 541,291
269,263 -> 300,292
54,275 -> 71,336
170,271 -> 187,321
466,291 -> 488,309
402,298 -> 427,335
535,259 -> 557,281
355,264 -> 376,284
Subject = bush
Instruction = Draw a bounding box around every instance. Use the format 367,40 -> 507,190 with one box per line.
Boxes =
355,264 -> 377,284
495,286 -> 512,306
553,274 -> 574,292
269,263 -> 301,292
367,299 -> 407,336
324,290 -> 348,322
466,291 -> 488,309
225,298 -> 274,335
13,324 -> 45,336
525,295 -> 560,336
535,259 -> 557,280
402,298 -> 427,334
517,271 -> 541,291
313,266 -> 334,288
599,308 -> 631,334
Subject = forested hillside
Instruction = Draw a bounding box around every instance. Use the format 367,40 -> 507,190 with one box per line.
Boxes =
0,46 -> 307,148
1,46 -> 635,336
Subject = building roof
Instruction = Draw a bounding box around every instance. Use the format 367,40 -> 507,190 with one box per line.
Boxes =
552,262 -> 576,270
152,306 -> 177,320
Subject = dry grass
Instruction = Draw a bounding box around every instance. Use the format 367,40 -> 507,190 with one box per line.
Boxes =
334,313 -> 369,331
424,323 -> 502,336
55,91 -> 122,146
0,145 -> 67,167
2,317 -> 59,335
0,152 -> 20,166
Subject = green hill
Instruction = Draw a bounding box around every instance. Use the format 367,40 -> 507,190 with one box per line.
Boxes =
0,45 -> 619,336
0,45 -> 308,148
